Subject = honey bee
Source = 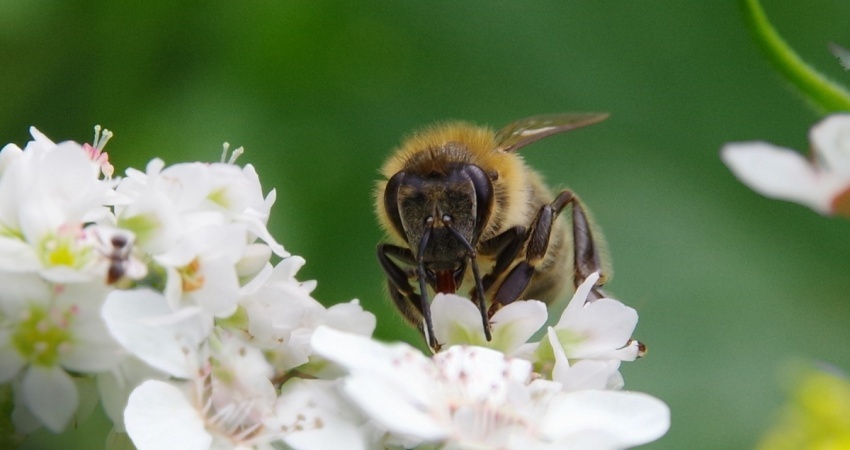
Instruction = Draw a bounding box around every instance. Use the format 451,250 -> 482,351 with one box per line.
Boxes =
375,114 -> 611,350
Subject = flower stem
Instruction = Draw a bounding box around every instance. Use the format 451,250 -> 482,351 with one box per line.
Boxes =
741,0 -> 850,113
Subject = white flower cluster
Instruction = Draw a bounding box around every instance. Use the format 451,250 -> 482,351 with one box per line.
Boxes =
310,272 -> 668,450
0,127 -> 669,450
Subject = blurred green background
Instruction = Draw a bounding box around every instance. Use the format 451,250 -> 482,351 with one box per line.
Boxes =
4,0 -> 850,448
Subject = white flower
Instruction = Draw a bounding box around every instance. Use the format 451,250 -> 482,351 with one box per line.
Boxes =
156,224 -> 247,319
548,272 -> 641,362
0,128 -> 112,236
0,282 -> 123,432
547,327 -> 625,391
431,293 -> 547,355
123,329 -> 281,450
311,326 -> 669,450
0,128 -> 118,282
721,114 -> 850,217
236,256 -> 376,372
114,158 -> 286,257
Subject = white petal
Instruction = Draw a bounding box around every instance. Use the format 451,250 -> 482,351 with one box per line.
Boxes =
236,243 -> 272,278
11,382 -> 42,434
721,142 -> 846,213
541,390 -> 670,447
61,310 -> 124,373
311,326 -> 426,376
102,289 -> 210,378
240,212 -> 288,257
284,420 -> 366,450
311,327 -> 438,420
810,114 -> 850,176
557,272 -> 599,328
0,238 -> 40,274
0,333 -> 26,382
323,300 -> 377,337
278,379 -> 368,450
432,293 -> 489,347
489,300 -> 547,354
0,142 -> 22,175
192,256 -> 240,318
559,299 -> 638,359
343,374 -> 446,442
21,365 -> 78,432
549,327 -> 571,381
97,356 -> 165,431
125,380 -> 212,450
28,126 -> 56,146
559,360 -> 622,392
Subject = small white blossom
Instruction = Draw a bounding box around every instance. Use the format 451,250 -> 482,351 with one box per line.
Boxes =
431,293 -> 547,355
114,158 -> 286,257
547,272 -> 641,362
722,114 -> 850,217
0,282 -> 122,432
123,329 -> 280,450
156,224 -> 247,319
0,129 -> 119,282
236,256 -> 376,372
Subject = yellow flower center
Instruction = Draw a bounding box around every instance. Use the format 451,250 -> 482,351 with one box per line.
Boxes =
11,304 -> 76,367
179,258 -> 205,292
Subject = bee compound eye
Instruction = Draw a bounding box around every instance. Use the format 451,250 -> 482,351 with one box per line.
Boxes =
424,216 -> 434,225
442,214 -> 452,223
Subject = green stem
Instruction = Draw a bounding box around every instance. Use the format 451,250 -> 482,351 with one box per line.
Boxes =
741,0 -> 850,113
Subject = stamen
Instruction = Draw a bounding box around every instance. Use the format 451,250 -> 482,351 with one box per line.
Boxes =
228,146 -> 244,165
220,143 -> 230,163
220,142 -> 245,164
92,125 -> 113,150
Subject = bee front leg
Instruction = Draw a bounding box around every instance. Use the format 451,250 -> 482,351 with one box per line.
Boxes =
377,243 -> 439,349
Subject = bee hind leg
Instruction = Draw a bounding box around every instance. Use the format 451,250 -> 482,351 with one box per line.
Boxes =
558,190 -> 608,301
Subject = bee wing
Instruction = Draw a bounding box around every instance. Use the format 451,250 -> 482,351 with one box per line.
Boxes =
495,113 -> 609,153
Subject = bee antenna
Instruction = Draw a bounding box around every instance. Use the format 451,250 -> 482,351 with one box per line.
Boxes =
416,220 -> 438,350
442,217 -> 492,342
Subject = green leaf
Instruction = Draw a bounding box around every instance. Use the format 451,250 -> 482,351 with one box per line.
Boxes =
741,0 -> 850,113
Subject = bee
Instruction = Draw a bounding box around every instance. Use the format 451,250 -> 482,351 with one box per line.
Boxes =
375,113 -> 611,350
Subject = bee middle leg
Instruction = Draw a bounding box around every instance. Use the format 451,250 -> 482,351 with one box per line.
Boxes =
489,189 -> 607,310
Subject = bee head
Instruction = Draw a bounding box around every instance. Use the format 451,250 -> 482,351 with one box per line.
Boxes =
384,163 -> 493,292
